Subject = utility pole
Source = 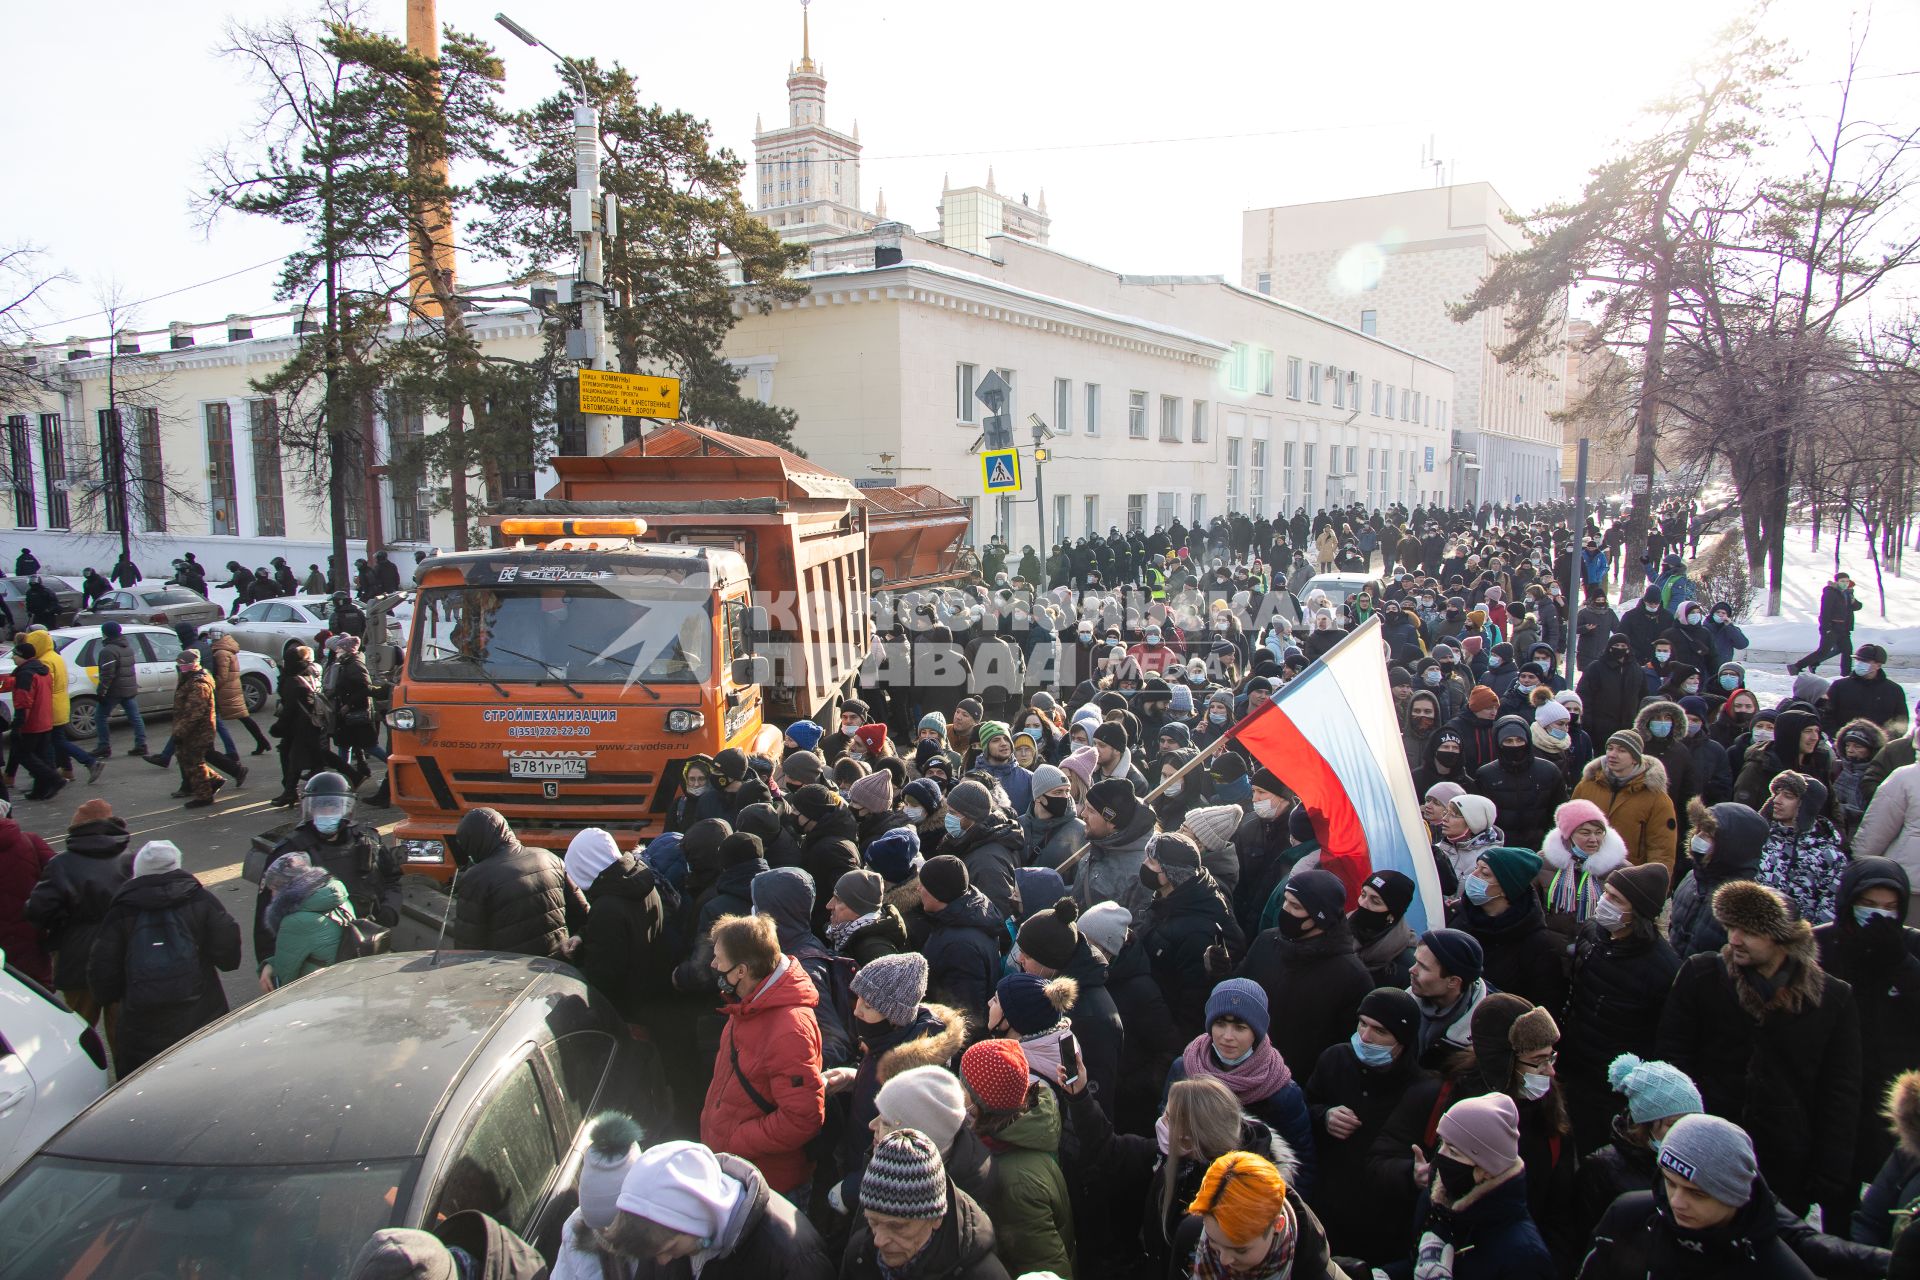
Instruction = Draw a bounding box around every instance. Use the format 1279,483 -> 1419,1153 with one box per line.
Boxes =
495,14 -> 614,455
1565,438 -> 1589,677
1029,414 -> 1051,555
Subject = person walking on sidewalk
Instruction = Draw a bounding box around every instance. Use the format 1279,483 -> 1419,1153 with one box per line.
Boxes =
1790,572 -> 1862,676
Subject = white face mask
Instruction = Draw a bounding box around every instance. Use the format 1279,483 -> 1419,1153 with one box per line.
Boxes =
903,804 -> 927,824
1520,1072 -> 1553,1101
1591,898 -> 1627,931
1253,798 -> 1277,820
1163,781 -> 1183,798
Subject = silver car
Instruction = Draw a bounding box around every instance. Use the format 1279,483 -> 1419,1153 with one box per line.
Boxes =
200,594 -> 335,658
48,624 -> 278,740
76,586 -> 224,630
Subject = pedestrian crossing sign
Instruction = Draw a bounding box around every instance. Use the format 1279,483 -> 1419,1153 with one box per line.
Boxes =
982,448 -> 1022,494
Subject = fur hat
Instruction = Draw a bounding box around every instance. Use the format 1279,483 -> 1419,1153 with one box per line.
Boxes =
1711,879 -> 1806,943
1508,1006 -> 1560,1056
1147,831 -> 1202,883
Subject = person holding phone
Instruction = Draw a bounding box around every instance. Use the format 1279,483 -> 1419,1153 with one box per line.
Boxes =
988,972 -> 1081,1086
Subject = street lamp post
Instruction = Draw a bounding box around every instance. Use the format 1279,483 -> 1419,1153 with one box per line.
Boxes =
495,14 -> 615,456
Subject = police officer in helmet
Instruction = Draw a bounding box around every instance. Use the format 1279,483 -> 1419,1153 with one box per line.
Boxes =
329,590 -> 367,638
251,770 -> 401,961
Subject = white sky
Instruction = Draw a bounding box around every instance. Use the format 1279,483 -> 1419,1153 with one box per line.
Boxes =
5,0 -> 1916,341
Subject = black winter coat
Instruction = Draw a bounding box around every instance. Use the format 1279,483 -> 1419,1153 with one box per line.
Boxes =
1578,655 -> 1649,745
841,1182 -> 1011,1280
1656,945 -> 1862,1217
24,817 -> 131,991
1472,751 -> 1568,853
1230,810 -> 1301,939
1573,1121 -> 1659,1246
1667,804 -> 1769,959
844,903 -> 910,966
87,870 -> 242,1074
797,806 -> 862,928
1452,892 -> 1568,1013
1408,1170 -> 1552,1280
252,820 -> 402,963
943,814 -> 1023,921
1582,1183 -> 1816,1280
1106,935 -> 1179,1135
1236,920 -> 1374,1078
923,888 -> 1005,1029
574,855 -> 668,1024
1826,670 -> 1911,736
1060,936 -> 1124,1116
1816,906 -> 1920,1188
1304,1037 -> 1431,1263
449,808 -> 586,959
1560,923 -> 1681,1147
1141,871 -> 1241,1040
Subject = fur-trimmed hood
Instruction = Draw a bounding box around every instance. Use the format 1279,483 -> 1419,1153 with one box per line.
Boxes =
1633,698 -> 1689,742
1539,826 -> 1631,879
874,1002 -> 969,1082
1579,753 -> 1669,795
1889,1071 -> 1920,1157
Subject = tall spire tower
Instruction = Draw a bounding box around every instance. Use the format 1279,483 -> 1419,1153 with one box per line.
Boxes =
750,0 -> 877,244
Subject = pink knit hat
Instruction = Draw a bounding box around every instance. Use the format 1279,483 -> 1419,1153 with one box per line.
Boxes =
1436,1092 -> 1520,1173
1060,745 -> 1098,791
1553,799 -> 1608,844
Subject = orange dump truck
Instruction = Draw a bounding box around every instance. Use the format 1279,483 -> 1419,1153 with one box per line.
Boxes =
384,426 -> 967,872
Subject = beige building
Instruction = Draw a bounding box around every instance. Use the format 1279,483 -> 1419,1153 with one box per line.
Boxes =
1242,182 -> 1566,507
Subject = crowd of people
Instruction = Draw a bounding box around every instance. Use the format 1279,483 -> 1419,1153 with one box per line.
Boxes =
6,495 -> 1920,1280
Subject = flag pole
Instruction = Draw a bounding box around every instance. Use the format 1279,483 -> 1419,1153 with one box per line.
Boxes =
1053,718 -> 1242,878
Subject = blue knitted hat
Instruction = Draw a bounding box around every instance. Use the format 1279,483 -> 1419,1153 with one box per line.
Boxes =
1205,978 -> 1271,1043
1607,1053 -> 1703,1124
785,720 -> 824,752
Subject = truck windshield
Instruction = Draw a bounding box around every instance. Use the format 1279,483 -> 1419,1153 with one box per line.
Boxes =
411,583 -> 712,684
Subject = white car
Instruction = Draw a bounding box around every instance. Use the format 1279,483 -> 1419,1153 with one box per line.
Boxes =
1299,572 -> 1376,612
48,624 -> 278,741
0,955 -> 111,1186
199,594 -> 337,658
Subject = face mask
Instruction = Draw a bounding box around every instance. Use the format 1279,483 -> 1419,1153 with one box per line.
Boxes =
1547,726 -> 1569,743
715,965 -> 740,1001
1424,669 -> 1443,686
1163,780 -> 1183,798
1253,799 -> 1277,820
1154,1113 -> 1174,1155
1209,710 -> 1228,725
1720,674 -> 1740,691
1681,680 -> 1699,694
1652,649 -> 1671,663
902,804 -> 926,824
1488,655 -> 1503,668
314,815 -> 345,835
1645,602 -> 1660,612
1520,1072 -> 1553,1101
1277,911 -> 1313,940
1591,898 -> 1628,931
1855,905 -> 1900,928
684,781 -> 710,796
1145,632 -> 1162,645
944,813 -> 965,837
1433,1152 -> 1480,1203
1648,721 -> 1672,739
1462,875 -> 1493,905
1351,1031 -> 1395,1068
1037,794 -> 1067,818
1689,834 -> 1712,857
1854,660 -> 1873,677
1435,751 -> 1462,771
1078,633 -> 1095,644
1753,728 -> 1775,745
1349,904 -> 1393,940
1686,720 -> 1703,738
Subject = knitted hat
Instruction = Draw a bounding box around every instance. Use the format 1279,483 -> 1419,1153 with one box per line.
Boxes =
718,832 -> 764,867
994,973 -> 1063,1035
1016,896 -> 1081,972
1552,799 -> 1607,844
846,771 -> 894,814
1610,862 -> 1670,922
1712,879 -> 1805,942
1606,730 -> 1644,761
945,779 -> 994,823
71,798 -> 114,825
1467,686 -> 1500,714
1437,1093 -> 1522,1173
874,1067 -> 968,1151
564,828 -> 621,892
860,1128 -> 949,1221
1607,1054 -> 1703,1124
1362,870 -> 1417,920
1478,847 -> 1544,902
868,826 -> 924,884
1148,831 -> 1202,882
1535,699 -> 1571,729
1508,1006 -> 1559,1056
1060,745 -> 1099,790
1087,777 -> 1140,828
1030,764 -> 1068,802
347,1230 -> 455,1280
919,854 -> 969,904
1160,721 -> 1193,748
1187,1152 -> 1290,1247
960,1039 -> 1032,1112
1358,987 -> 1420,1050
902,778 -> 943,814
712,748 -> 750,782
733,804 -> 780,842
785,720 -> 825,752
1251,767 -> 1286,795
1092,721 -> 1130,754
975,720 -> 1011,750
1659,1115 -> 1758,1209
1205,978 -> 1271,1043
1181,804 -> 1242,853
852,952 -> 930,1025
133,840 -> 182,878
1081,901 -> 1132,959
919,711 -> 948,735
616,1141 -> 737,1236
1285,868 -> 1347,927
1419,928 -> 1484,985
577,1112 -> 645,1230
1678,695 -> 1710,721
1208,752 -> 1247,785
833,869 -> 886,917
781,750 -> 825,786
956,696 -> 984,721
789,783 -> 842,823
1449,793 -> 1498,836
1424,780 -> 1467,807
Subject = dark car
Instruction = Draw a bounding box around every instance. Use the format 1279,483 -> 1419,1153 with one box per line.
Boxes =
0,574 -> 83,630
0,952 -> 658,1277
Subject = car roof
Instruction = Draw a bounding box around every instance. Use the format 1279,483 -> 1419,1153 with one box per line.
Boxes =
41,953 -> 585,1166
51,623 -> 174,643
1304,573 -> 1373,586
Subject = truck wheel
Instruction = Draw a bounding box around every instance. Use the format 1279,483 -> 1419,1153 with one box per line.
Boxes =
241,673 -> 271,714
67,696 -> 99,741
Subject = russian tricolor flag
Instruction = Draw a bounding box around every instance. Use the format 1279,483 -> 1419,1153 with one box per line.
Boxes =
1229,615 -> 1446,933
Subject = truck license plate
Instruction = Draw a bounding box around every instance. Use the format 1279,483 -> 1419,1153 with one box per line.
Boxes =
510,757 -> 588,780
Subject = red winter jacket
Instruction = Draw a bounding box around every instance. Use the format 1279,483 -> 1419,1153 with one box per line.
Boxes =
10,658 -> 52,735
700,955 -> 825,1194
0,818 -> 58,983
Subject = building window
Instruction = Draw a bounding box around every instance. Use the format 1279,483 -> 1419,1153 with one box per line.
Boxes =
1281,441 -> 1296,511
1371,380 -> 1382,416
955,363 -> 978,423
1129,390 -> 1148,440
1126,493 -> 1145,532
1256,349 -> 1275,396
1191,493 -> 1205,525
1084,383 -> 1101,436
962,497 -> 978,544
124,407 -> 166,533
1286,357 -> 1302,400
1192,400 -> 1208,443
1226,437 -> 1243,512
1385,386 -> 1396,419
386,393 -> 430,543
39,414 -> 67,530
1084,495 -> 1099,536
6,416 -> 35,529
1251,438 -> 1268,516
95,409 -> 126,533
1256,272 -> 1272,295
1361,309 -> 1377,335
1228,344 -> 1249,392
1346,445 -> 1358,479
1348,371 -> 1361,410
248,399 -> 286,538
1160,395 -> 1182,443
1303,442 -> 1317,509
1157,491 -> 1177,530
1053,494 -> 1069,542
1401,392 -> 1411,423
203,403 -> 238,536
1307,364 -> 1322,404
1053,377 -> 1072,433
1331,369 -> 1345,409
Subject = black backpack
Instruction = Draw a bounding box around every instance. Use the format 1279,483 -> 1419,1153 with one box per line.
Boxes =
124,908 -> 203,1010
331,906 -> 392,963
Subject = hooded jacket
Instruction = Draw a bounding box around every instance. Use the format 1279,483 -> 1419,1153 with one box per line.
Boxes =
1583,1178 -> 1819,1280
1236,915 -> 1374,1080
1734,709 -> 1834,811
1668,802 -> 1770,958
1143,870 -> 1244,1040
701,956 -> 826,1195
922,888 -> 1005,1029
87,868 -> 242,1073
835,1002 -> 968,1199
944,812 -> 1023,921
449,808 -> 585,959
1571,754 -> 1676,873
1450,888 -> 1568,1015
24,814 -> 131,991
977,1086 -> 1076,1278
24,630 -> 72,725
95,632 -> 140,700
0,817 -> 58,983
573,855 -> 667,1024
1577,645 -> 1650,745
264,875 -> 350,986
1757,776 -> 1847,925
1562,921 -> 1682,1143
1472,716 -> 1568,852
1854,1071 -> 1920,1249
10,650 -> 53,735
208,633 -> 251,721
1071,803 -> 1159,928
433,1209 -> 562,1280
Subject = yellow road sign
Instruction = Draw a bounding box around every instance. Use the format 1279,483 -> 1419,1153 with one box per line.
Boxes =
578,368 -> 682,419
981,448 -> 1022,493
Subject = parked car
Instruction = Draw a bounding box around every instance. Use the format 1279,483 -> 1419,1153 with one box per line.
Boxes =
75,586 -> 224,631
0,576 -> 83,630
1300,572 -> 1377,611
0,956 -> 112,1187
200,593 -> 337,657
0,625 -> 278,740
0,953 -> 653,1277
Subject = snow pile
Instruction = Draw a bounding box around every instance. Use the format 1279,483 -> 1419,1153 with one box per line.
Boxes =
1720,526 -> 1920,664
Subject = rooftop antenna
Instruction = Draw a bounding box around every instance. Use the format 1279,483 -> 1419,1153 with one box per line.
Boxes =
1420,135 -> 1447,188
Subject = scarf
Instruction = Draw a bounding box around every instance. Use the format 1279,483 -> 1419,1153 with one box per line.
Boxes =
1545,851 -> 1591,916
1188,1203 -> 1297,1280
828,910 -> 879,953
1020,1022 -> 1072,1083
1182,1033 -> 1293,1104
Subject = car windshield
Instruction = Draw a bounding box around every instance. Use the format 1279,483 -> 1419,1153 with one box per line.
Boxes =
411,581 -> 712,684
0,1155 -> 413,1279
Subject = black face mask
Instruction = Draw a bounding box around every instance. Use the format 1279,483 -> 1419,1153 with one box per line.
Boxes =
1037,793 -> 1069,818
855,1017 -> 893,1046
1349,905 -> 1396,941
1435,751 -> 1462,772
1277,911 -> 1314,941
1433,1152 -> 1480,1203
1498,741 -> 1532,767
1139,865 -> 1166,892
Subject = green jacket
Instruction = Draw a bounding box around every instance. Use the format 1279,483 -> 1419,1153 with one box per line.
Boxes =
984,1084 -> 1076,1278
267,879 -> 352,985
